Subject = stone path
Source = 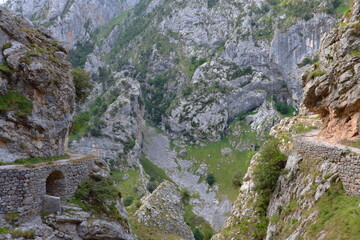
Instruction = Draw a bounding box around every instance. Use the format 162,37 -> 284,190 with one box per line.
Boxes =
299,130 -> 360,155
0,153 -> 90,170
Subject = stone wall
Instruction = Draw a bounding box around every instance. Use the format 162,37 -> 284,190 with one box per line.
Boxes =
293,137 -> 360,196
0,158 -> 96,222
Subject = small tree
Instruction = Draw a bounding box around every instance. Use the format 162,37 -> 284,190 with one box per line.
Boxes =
193,228 -> 204,240
206,173 -> 215,186
72,67 -> 93,103
232,170 -> 243,188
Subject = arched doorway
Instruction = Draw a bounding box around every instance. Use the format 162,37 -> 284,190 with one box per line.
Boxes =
46,170 -> 65,197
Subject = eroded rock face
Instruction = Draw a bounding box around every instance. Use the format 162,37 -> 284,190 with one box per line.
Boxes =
5,0 -> 140,47
0,7 -> 75,162
134,181 -> 195,240
302,2 -> 360,142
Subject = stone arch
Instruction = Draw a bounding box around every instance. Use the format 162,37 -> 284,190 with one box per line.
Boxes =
46,170 -> 66,197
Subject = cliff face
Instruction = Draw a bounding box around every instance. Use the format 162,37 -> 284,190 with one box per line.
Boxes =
0,7 -> 75,162
303,1 -> 360,143
5,0 -> 140,47
215,2 -> 360,239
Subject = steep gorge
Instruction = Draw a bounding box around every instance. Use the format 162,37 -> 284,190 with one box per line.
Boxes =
1,0 -> 359,239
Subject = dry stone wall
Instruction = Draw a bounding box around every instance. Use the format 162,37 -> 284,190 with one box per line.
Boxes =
0,158 -> 96,222
293,136 -> 360,196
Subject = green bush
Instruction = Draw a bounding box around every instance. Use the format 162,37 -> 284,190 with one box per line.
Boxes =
207,0 -> 219,8
72,67 -> 94,103
252,139 -> 286,218
69,41 -> 94,68
206,173 -> 216,186
124,196 -> 134,207
2,42 -> 12,51
0,227 -> 10,234
233,66 -> 254,79
0,92 -> 32,117
232,170 -> 243,188
11,230 -> 35,239
297,55 -> 319,67
194,228 -> 204,240
74,175 -> 122,219
308,69 -> 326,79
275,101 -> 295,116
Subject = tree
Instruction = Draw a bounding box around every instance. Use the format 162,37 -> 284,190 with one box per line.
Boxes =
206,173 -> 215,186
72,67 -> 93,103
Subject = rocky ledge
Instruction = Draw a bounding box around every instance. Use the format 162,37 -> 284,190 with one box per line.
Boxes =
302,1 -> 360,143
0,7 -> 75,162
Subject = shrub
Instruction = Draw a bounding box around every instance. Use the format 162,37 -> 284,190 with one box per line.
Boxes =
206,173 -> 216,186
207,0 -> 219,8
2,42 -> 12,51
297,55 -> 318,67
233,66 -> 254,79
232,170 -> 243,188
0,92 -> 32,117
4,212 -> 19,224
74,175 -> 122,218
180,188 -> 191,203
124,196 -> 134,207
308,69 -> 326,79
69,41 -> 94,68
194,228 -> 204,240
0,227 -> 10,234
11,230 -> 35,239
72,67 -> 94,103
252,139 -> 286,219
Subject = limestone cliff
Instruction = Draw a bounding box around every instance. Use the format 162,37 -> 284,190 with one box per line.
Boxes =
5,0 -> 140,47
302,1 -> 360,143
214,2 -> 360,239
0,7 -> 75,162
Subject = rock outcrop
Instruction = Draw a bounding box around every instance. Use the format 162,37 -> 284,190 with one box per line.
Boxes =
133,181 -> 195,240
0,7 -> 75,162
5,0 -> 140,47
302,1 -> 360,142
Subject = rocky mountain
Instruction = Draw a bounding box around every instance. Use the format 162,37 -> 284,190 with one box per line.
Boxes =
0,7 -> 75,162
1,0 -> 359,239
302,1 -> 360,143
215,1 -> 360,239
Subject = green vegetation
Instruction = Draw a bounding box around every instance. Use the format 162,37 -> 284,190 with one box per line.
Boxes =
252,138 -> 287,239
185,137 -> 255,201
72,174 -> 124,221
10,230 -> 35,239
0,227 -> 10,234
143,74 -> 175,124
231,170 -> 244,188
350,50 -> 360,56
2,42 -> 12,51
0,63 -> 11,73
140,156 -> 172,192
275,101 -> 297,117
292,123 -> 317,134
181,57 -> 210,78
305,181 -> 360,239
206,173 -> 215,186
232,66 -> 254,79
308,69 -> 326,79
0,155 -> 71,166
70,89 -> 120,140
92,11 -> 129,46
207,0 -> 219,9
69,41 -> 94,68
3,212 -> 19,224
0,92 -> 32,117
72,67 -> 94,103
183,204 -> 214,240
340,139 -> 360,148
297,55 -> 319,67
